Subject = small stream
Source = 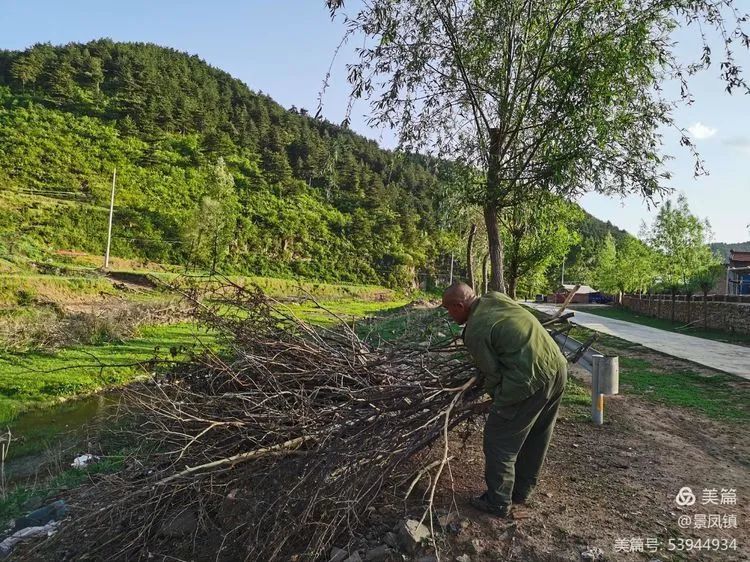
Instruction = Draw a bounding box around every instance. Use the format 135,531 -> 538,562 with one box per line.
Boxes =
4,393 -> 123,484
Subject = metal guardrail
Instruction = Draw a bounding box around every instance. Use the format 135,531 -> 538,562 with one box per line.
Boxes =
539,309 -> 601,373
552,332 -> 599,373
543,313 -> 620,425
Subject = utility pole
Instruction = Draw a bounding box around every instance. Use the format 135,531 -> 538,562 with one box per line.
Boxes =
449,254 -> 454,285
104,167 -> 116,269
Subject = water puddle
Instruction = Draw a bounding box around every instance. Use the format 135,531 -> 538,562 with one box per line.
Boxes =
4,393 -> 122,484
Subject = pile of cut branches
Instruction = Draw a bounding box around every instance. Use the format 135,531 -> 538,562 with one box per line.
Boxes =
27,284 -> 484,561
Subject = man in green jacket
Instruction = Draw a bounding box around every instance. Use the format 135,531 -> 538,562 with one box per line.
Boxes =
442,282 -> 567,517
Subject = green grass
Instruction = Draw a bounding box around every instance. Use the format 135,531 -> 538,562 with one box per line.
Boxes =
0,274 -> 116,306
561,376 -> 592,420
567,324 -> 749,423
287,298 -> 411,327
562,376 -> 590,407
0,322 -> 212,423
567,325 -> 642,353
575,305 -> 750,347
234,276 -> 397,301
616,356 -> 749,422
0,267 -> 401,308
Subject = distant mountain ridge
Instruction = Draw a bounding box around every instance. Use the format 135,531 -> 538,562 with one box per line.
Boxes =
710,241 -> 750,260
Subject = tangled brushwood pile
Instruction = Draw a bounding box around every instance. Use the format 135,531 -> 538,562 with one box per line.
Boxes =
27,284 -> 486,561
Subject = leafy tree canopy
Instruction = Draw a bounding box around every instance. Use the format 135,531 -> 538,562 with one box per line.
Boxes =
329,0 -> 749,290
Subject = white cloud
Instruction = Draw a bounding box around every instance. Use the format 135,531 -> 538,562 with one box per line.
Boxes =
688,122 -> 717,140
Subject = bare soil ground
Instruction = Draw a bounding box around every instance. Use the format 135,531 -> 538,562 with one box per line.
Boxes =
402,363 -> 749,561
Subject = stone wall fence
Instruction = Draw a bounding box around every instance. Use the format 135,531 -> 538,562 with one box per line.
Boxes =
621,294 -> 750,335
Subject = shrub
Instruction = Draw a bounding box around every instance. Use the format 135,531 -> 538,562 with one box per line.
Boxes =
0,302 -> 183,351
15,289 -> 35,306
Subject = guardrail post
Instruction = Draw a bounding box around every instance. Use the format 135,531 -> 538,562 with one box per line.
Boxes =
592,354 -> 603,425
591,355 -> 619,425
598,356 -> 619,395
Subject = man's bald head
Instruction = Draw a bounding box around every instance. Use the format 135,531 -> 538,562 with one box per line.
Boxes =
442,282 -> 475,306
441,282 -> 477,325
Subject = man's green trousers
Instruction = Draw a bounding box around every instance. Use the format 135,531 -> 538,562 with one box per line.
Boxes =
483,365 -> 567,509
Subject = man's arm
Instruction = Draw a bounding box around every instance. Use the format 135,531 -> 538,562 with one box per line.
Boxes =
464,332 -> 503,399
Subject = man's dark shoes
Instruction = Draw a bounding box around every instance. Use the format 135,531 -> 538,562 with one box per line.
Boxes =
470,493 -> 512,518
512,487 -> 536,506
512,494 -> 530,506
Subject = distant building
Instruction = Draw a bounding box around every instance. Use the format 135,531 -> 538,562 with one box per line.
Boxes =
727,250 -> 750,295
549,284 -> 605,304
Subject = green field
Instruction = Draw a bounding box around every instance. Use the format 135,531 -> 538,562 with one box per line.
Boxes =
0,274 -> 117,307
0,323 -> 208,423
0,265 -> 398,306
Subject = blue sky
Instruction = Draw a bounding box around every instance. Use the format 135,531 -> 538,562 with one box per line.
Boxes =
2,0 -> 749,242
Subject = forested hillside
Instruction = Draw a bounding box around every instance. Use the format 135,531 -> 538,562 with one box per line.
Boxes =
0,40 -> 465,285
0,40 -> 629,288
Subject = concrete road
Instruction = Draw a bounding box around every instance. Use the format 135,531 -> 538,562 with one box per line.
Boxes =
528,303 -> 750,380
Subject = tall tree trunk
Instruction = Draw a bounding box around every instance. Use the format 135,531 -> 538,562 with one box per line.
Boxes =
184,238 -> 194,274
483,203 -> 504,293
188,230 -> 203,273
508,276 -> 518,300
482,253 -> 489,295
484,128 -> 505,293
211,232 -> 219,275
466,223 -> 477,292
506,225 -> 522,300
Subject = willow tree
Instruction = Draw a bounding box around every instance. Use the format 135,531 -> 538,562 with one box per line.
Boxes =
326,0 -> 748,291
644,194 -> 716,322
